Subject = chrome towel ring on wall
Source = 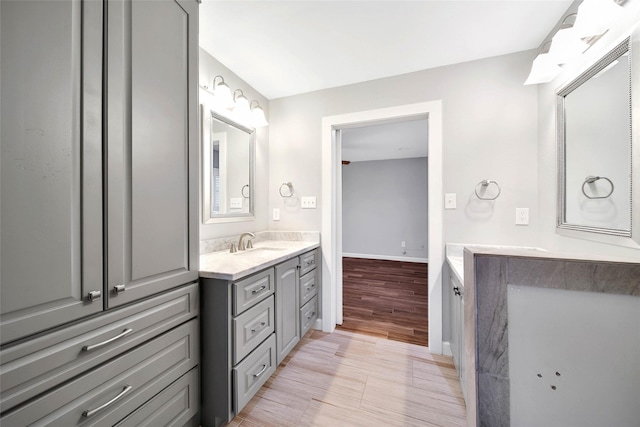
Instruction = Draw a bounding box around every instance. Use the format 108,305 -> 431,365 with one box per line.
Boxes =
475,180 -> 501,200
279,182 -> 294,197
582,176 -> 614,199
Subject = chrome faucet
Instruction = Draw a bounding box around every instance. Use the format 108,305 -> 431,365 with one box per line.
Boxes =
238,232 -> 256,251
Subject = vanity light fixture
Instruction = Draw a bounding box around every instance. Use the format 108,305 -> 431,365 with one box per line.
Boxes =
250,101 -> 269,128
524,0 -> 626,85
572,0 -> 625,38
212,75 -> 233,109
233,89 -> 250,113
200,74 -> 269,128
524,41 -> 562,85
548,14 -> 589,65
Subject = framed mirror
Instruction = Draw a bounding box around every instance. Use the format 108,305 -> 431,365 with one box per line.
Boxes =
202,108 -> 255,223
556,34 -> 639,247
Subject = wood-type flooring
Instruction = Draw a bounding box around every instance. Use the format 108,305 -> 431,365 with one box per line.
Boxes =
338,257 -> 429,346
231,329 -> 466,427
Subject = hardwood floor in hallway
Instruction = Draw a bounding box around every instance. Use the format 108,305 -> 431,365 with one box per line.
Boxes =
338,257 -> 429,346
230,329 -> 466,427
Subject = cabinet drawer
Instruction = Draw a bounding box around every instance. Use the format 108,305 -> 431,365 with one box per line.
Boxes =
115,367 -> 199,427
0,283 -> 198,413
233,269 -> 274,316
233,296 -> 275,364
1,319 -> 198,426
299,271 -> 318,306
233,334 -> 276,415
300,296 -> 319,337
299,249 -> 318,276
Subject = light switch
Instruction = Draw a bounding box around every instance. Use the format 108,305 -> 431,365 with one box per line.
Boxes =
516,208 -> 529,225
301,196 -> 317,209
273,208 -> 280,221
445,193 -> 457,209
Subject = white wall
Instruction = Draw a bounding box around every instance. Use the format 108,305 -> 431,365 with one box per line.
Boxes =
342,158 -> 428,261
269,50 -> 540,248
199,49 -> 270,239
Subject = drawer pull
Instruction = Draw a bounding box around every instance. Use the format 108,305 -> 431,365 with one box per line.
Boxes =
82,328 -> 134,352
87,290 -> 101,302
306,260 -> 314,266
253,364 -> 268,378
251,285 -> 267,294
82,384 -> 133,417
251,322 -> 267,334
307,311 -> 316,320
453,286 -> 461,296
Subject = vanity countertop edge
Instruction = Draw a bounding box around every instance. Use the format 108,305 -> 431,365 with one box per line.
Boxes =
199,240 -> 320,281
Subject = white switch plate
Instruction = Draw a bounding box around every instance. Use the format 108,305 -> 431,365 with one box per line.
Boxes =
301,196 -> 317,209
272,208 -> 280,221
230,198 -> 243,209
516,208 -> 529,225
445,193 -> 457,209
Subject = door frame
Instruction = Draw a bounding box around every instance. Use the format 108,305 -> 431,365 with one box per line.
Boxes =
320,101 -> 444,353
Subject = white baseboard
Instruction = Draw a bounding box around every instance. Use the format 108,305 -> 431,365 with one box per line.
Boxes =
342,252 -> 428,263
442,341 -> 452,357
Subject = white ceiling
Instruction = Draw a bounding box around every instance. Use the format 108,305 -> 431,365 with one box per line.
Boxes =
341,118 -> 429,163
199,0 -> 573,100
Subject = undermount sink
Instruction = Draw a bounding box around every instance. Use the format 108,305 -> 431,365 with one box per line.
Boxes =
234,247 -> 287,255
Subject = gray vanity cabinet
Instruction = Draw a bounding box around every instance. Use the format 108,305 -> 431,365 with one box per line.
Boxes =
200,269 -> 277,427
299,249 -> 320,337
105,0 -> 199,308
1,0 -> 200,424
0,0 -> 105,345
0,0 -> 199,341
275,257 -> 301,364
201,247 -> 320,426
449,273 -> 466,402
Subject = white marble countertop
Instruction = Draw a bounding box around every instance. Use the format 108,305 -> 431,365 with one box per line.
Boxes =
199,239 -> 320,281
445,243 -> 547,285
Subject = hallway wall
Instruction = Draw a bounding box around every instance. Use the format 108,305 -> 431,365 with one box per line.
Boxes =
342,158 -> 428,261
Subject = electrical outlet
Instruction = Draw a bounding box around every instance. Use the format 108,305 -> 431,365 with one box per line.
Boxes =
516,208 -> 529,225
229,198 -> 243,209
273,208 -> 280,221
401,241 -> 406,248
445,193 -> 457,209
301,196 -> 317,209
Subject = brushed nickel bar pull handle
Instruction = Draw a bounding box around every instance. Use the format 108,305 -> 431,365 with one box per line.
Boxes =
251,322 -> 267,334
113,284 -> 126,294
253,364 -> 268,378
82,328 -> 133,352
82,385 -> 133,417
251,285 -> 266,294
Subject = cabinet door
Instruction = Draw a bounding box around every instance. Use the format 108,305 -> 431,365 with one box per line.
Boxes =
275,258 -> 300,364
106,0 -> 199,307
0,0 -> 104,344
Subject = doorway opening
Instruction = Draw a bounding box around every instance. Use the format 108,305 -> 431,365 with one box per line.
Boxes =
320,101 -> 444,354
338,118 -> 429,346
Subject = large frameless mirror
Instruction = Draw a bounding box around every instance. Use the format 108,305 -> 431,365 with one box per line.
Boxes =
556,34 -> 639,247
202,108 -> 254,224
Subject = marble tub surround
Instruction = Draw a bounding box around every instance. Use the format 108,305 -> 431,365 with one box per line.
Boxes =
200,230 -> 320,255
464,248 -> 640,426
199,236 -> 319,281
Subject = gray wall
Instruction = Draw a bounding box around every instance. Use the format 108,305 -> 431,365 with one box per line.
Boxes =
342,158 -> 428,260
269,50 -> 541,249
199,49 -> 270,239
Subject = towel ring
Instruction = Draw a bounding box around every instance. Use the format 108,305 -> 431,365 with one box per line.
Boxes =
581,176 -> 614,199
475,180 -> 501,200
279,182 -> 293,198
241,185 -> 250,199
